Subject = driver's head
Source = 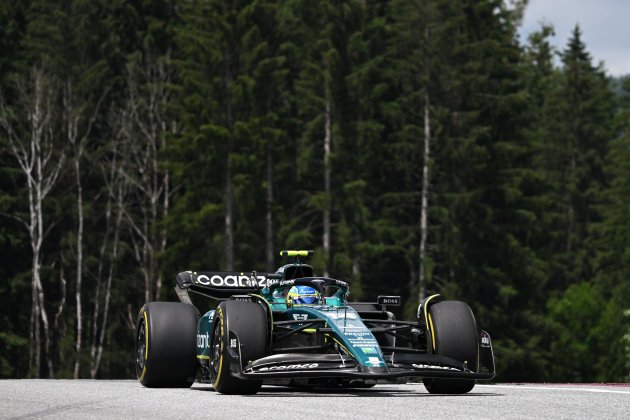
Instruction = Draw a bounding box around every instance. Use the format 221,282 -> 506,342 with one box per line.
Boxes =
286,285 -> 321,307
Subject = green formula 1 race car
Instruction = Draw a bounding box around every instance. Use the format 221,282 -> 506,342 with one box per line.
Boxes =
135,250 -> 495,394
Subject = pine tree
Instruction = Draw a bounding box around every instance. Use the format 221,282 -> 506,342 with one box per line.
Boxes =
537,26 -> 614,289
587,76 -> 630,381
429,0 -> 545,380
168,0 -> 289,274
536,26 -> 616,381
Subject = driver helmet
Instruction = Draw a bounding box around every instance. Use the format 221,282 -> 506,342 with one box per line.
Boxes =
286,285 -> 321,307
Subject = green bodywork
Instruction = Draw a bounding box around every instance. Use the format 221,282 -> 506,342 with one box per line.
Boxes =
195,283 -> 386,370
196,310 -> 214,361
282,305 -> 386,368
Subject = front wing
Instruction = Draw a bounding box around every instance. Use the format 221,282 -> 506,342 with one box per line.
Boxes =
234,331 -> 495,381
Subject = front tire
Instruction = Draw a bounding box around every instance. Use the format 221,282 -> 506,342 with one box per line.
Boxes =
136,302 -> 198,388
423,300 -> 478,394
211,300 -> 268,395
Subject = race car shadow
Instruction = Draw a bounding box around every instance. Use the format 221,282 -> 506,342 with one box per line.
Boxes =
256,388 -> 501,398
191,385 -> 501,398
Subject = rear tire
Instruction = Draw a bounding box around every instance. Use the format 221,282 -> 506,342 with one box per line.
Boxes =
136,302 -> 198,388
422,300 -> 478,394
211,300 -> 268,395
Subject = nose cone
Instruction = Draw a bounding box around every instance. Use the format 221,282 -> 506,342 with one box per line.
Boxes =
317,307 -> 388,370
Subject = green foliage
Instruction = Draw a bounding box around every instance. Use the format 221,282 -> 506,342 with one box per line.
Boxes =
545,283 -> 626,381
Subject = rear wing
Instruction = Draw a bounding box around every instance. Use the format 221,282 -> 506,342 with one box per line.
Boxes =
175,271 -> 280,302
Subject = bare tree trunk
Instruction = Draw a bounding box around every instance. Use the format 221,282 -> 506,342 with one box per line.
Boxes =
54,263 -> 67,332
73,156 -> 84,379
29,180 -> 40,377
142,212 -> 156,302
54,260 -> 67,369
266,136 -> 274,271
1,65 -> 64,378
120,53 -> 172,300
156,118 -> 175,301
224,57 -> 234,271
90,131 -> 126,378
157,169 -> 169,299
62,81 -> 107,379
36,271 -> 53,378
225,158 -> 234,270
418,13 -> 431,302
29,76 -> 46,378
34,75 -> 56,379
419,92 -> 430,302
149,99 -> 159,300
323,96 -> 332,277
30,273 -> 40,376
92,186 -> 123,378
89,192 -> 110,374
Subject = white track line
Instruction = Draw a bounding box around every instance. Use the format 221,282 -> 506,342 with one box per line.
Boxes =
481,384 -> 630,395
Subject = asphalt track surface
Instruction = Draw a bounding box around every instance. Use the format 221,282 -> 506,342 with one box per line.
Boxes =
1,380 -> 629,419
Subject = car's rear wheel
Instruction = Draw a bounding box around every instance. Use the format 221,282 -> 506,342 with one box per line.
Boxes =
136,302 -> 198,388
211,300 -> 268,395
423,300 -> 478,394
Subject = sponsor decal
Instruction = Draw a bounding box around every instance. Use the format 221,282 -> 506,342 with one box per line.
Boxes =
348,335 -> 367,342
343,329 -> 371,335
411,363 -> 459,371
352,342 -> 379,348
368,357 -> 382,366
279,279 -> 295,286
361,347 -> 377,354
377,295 -> 401,306
197,332 -> 210,349
230,339 -> 237,348
258,363 -> 319,372
292,314 -> 308,321
340,326 -> 368,331
194,273 -> 279,288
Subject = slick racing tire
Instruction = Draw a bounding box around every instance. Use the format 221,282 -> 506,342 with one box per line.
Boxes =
211,300 -> 268,395
423,300 -> 478,394
136,302 -> 198,388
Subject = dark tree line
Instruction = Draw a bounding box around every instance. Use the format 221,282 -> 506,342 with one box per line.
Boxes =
0,0 -> 628,382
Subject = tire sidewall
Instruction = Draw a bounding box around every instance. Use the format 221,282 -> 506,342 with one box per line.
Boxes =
211,300 -> 268,394
136,302 -> 198,388
424,300 -> 479,394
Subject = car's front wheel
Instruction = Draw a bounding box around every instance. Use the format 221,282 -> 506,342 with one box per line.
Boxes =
211,300 -> 268,394
422,300 -> 478,394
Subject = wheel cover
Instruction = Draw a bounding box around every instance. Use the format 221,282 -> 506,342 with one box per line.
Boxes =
136,320 -> 146,377
211,322 -> 222,378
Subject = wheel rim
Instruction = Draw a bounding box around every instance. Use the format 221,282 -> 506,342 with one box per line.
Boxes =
211,322 -> 222,378
136,320 -> 146,378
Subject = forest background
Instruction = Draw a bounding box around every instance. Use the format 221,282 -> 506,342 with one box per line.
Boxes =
1,0 -> 629,382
